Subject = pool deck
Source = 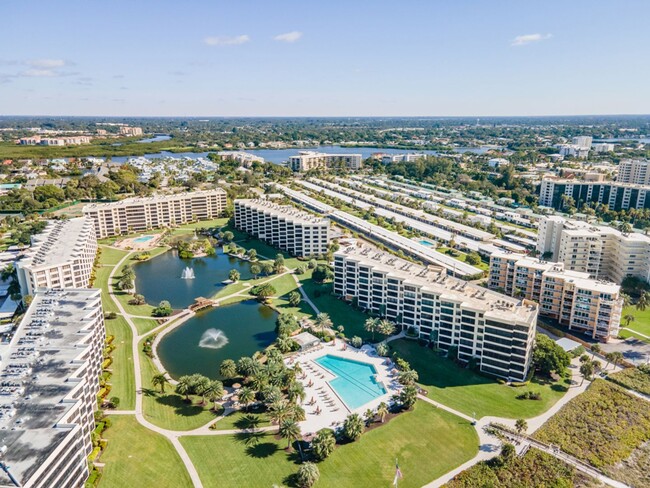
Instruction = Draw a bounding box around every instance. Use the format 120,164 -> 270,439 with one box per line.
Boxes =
286,342 -> 400,434
115,233 -> 163,251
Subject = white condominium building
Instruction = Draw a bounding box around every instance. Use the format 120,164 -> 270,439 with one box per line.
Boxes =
617,159 -> 650,185
0,289 -> 105,488
16,217 -> 98,297
83,189 -> 227,238
489,252 -> 622,341
234,199 -> 330,257
537,216 -> 650,284
289,151 -> 363,172
381,153 -> 426,164
334,245 -> 538,381
119,126 -> 144,136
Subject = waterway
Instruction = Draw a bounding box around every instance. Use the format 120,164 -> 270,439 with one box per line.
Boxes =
133,249 -> 253,309
109,144 -> 493,164
137,134 -> 172,143
157,300 -> 277,379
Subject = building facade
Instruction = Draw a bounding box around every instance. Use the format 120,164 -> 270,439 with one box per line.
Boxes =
537,216 -> 650,284
234,199 -> 330,257
539,178 -> 650,211
118,126 -> 144,136
617,159 -> 650,185
83,189 -> 227,238
289,151 -> 362,172
489,252 -> 622,341
0,289 -> 105,488
16,217 -> 98,296
333,245 -> 538,381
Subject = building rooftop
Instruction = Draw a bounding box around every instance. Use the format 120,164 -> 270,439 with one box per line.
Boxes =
0,289 -> 102,487
19,218 -> 94,271
337,245 -> 537,324
236,199 -> 330,226
83,188 -> 226,211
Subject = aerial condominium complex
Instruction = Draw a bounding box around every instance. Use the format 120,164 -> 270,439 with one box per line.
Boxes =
234,199 -> 330,257
333,245 -> 538,381
0,289 -> 105,488
537,216 -> 650,284
489,252 -> 622,341
539,178 -> 650,211
288,151 -> 363,172
83,189 -> 227,238
15,217 -> 98,296
617,159 -> 650,185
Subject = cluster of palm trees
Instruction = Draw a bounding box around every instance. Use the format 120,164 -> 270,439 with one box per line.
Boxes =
364,317 -> 397,341
173,373 -> 225,410
117,264 -> 135,291
622,290 -> 649,328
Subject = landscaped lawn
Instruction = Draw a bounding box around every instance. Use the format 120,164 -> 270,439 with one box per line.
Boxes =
104,315 -> 136,410
99,246 -> 130,265
390,339 -> 569,419
621,306 -> 650,337
139,338 -> 220,431
210,407 -> 270,431
172,217 -> 229,234
95,266 -> 120,315
99,415 -> 193,488
181,400 -> 478,488
132,317 -> 161,336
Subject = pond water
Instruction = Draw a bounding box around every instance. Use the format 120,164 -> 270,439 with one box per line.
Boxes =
157,300 -> 277,379
133,249 -> 253,308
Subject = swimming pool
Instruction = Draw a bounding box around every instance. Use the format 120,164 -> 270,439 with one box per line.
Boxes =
315,355 -> 386,410
134,235 -> 155,243
418,239 -> 434,247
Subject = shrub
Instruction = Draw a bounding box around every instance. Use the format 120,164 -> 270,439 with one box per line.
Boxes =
350,336 -> 363,348
104,311 -> 117,320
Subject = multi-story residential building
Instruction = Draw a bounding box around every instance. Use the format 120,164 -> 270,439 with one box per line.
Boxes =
381,153 -> 426,164
15,217 -> 98,296
489,252 -> 622,341
217,151 -> 265,167
83,189 -> 227,238
0,288 -> 105,488
617,159 -> 650,185
539,178 -> 650,211
537,216 -> 650,283
334,245 -> 538,381
572,136 -> 593,148
18,135 -> 91,146
118,126 -> 144,136
592,142 -> 615,153
234,199 -> 330,257
288,151 -> 362,172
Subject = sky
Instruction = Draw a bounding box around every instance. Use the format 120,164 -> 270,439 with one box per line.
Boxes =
1,0 -> 649,117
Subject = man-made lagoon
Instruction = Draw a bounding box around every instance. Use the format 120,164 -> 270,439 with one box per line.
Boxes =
157,301 -> 277,379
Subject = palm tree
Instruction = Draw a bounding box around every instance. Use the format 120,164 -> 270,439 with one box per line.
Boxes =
229,269 -> 240,282
296,462 -> 320,488
287,381 -> 305,404
364,317 -> 379,341
276,336 -> 296,353
580,360 -> 595,385
193,375 -> 211,406
515,418 -> 527,435
279,419 -> 301,450
250,263 -> 261,279
611,351 -> 624,369
591,344 -> 601,359
376,402 -> 389,423
376,342 -> 389,357
315,313 -> 332,331
378,319 -> 396,336
637,291 -> 649,312
152,373 -> 170,394
342,413 -> 365,442
398,369 -> 419,386
262,263 -> 274,276
311,428 -> 336,461
238,387 -> 256,412
623,314 -> 635,327
219,359 -> 237,379
621,293 -> 632,308
206,380 -> 224,411
269,400 -> 293,426
364,408 -> 375,426
175,375 -> 193,402
247,248 -> 257,261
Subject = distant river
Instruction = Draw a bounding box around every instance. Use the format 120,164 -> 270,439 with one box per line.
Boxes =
109,144 -> 493,164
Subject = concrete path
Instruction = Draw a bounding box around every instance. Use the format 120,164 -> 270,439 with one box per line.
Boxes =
292,274 -> 320,314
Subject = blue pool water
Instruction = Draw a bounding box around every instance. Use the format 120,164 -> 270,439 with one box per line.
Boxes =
315,355 -> 386,410
134,235 -> 155,243
418,239 -> 434,247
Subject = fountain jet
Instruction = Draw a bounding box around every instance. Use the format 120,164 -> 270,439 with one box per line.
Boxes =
198,328 -> 229,349
181,266 -> 195,279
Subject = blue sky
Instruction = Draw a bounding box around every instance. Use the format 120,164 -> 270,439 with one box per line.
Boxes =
1,0 -> 649,116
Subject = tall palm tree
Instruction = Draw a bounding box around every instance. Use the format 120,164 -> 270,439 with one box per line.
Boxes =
219,359 -> 237,379
269,400 -> 292,426
624,314 -> 635,327
364,408 -> 375,426
637,292 -> 649,312
621,293 -> 632,308
287,381 -> 306,404
378,319 -> 396,336
376,402 -> 389,423
238,387 -> 256,412
315,313 -> 332,331
279,419 -> 301,450
591,344 -> 601,360
206,380 -> 224,411
515,419 -> 528,435
364,317 -> 379,341
152,373 -> 170,394
175,375 -> 193,402
193,376 -> 211,406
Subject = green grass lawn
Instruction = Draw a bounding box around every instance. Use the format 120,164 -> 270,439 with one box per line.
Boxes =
139,338 -> 220,431
132,317 -> 161,336
95,266 -> 120,315
99,415 -> 193,488
621,306 -> 650,337
210,407 -> 271,431
181,400 -> 477,488
171,217 -> 229,234
390,339 -> 569,419
104,315 -> 136,410
436,246 -> 489,272
99,246 -> 130,265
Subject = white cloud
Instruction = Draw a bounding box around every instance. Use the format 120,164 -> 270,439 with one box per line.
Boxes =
274,31 -> 302,43
28,59 -> 66,68
511,33 -> 552,46
22,69 -> 58,77
203,35 -> 250,46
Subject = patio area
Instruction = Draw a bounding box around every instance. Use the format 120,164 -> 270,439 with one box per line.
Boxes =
286,341 -> 400,434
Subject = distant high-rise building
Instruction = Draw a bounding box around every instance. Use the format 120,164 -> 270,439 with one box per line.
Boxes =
119,126 -> 144,137
539,178 -> 650,211
617,159 -> 650,185
288,151 -> 362,172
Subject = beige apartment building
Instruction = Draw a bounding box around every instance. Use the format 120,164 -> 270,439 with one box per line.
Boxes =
537,216 -> 650,284
334,245 -> 538,381
119,126 -> 144,136
289,151 -> 363,172
83,189 -> 227,238
15,217 -> 98,296
234,199 -> 330,257
0,289 -> 105,488
617,159 -> 650,185
489,252 -> 622,341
